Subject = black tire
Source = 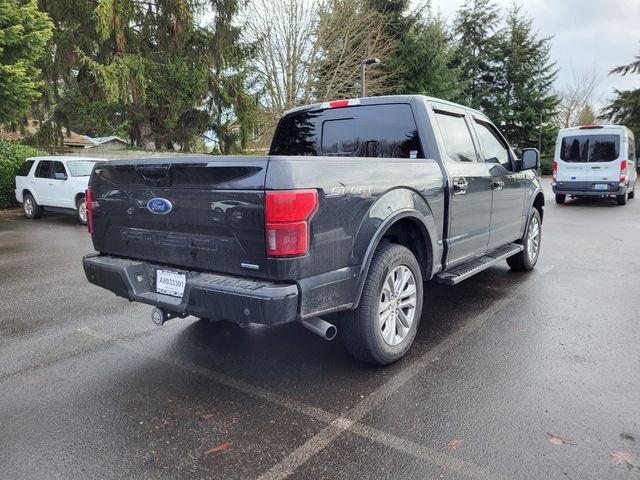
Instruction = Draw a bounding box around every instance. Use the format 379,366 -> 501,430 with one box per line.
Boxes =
342,243 -> 423,365
23,193 -> 43,219
507,208 -> 542,272
555,194 -> 566,204
616,193 -> 628,205
76,195 -> 88,225
628,189 -> 635,199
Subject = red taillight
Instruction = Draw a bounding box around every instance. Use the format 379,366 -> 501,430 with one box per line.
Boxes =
552,161 -> 557,182
620,160 -> 628,182
265,189 -> 318,256
321,98 -> 361,109
579,124 -> 603,129
85,187 -> 94,235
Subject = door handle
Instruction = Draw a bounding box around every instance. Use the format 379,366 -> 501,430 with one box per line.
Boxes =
452,177 -> 468,195
491,180 -> 504,191
48,183 -> 54,186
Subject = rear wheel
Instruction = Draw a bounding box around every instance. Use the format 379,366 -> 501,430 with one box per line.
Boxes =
507,209 -> 541,271
555,194 -> 566,204
23,193 -> 42,219
76,195 -> 88,225
616,192 -> 628,205
342,243 -> 423,365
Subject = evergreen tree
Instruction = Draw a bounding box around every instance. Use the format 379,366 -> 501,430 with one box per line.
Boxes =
489,4 -> 558,152
396,11 -> 461,100
0,0 -> 53,124
602,51 -> 640,137
452,0 -> 500,110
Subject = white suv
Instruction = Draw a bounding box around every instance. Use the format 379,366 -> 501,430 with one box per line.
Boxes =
15,156 -> 102,224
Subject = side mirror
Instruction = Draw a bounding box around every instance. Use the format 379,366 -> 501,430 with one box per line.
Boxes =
521,148 -> 540,171
54,172 -> 68,180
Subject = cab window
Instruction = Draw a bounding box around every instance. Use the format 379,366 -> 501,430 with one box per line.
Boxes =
434,111 -> 477,162
474,120 -> 511,170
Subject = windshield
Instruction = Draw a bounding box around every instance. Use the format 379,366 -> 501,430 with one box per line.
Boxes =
67,160 -> 99,176
560,134 -> 620,163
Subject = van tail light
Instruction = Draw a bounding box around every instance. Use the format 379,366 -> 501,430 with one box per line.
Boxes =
620,160 -> 628,183
85,187 -> 94,235
266,189 -> 318,256
552,161 -> 557,182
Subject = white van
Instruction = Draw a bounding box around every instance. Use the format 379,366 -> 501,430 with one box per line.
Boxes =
552,125 -> 637,205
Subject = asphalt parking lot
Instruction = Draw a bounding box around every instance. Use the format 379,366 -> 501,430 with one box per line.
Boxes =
1,180 -> 640,480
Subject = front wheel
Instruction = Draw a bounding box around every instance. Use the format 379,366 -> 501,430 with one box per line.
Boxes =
342,243 -> 423,365
507,209 -> 542,271
76,196 -> 88,225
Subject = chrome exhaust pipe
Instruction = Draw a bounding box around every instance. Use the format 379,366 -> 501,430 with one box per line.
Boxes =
301,317 -> 337,341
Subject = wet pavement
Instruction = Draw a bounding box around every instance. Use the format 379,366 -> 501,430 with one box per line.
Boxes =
1,180 -> 640,479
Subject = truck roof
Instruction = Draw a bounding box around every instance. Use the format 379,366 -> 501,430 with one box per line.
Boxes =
282,94 -> 488,120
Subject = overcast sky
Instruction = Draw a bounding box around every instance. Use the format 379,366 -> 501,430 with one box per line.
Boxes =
429,0 -> 640,108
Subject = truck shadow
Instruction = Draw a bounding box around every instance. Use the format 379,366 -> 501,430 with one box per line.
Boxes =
162,264 -> 530,413
558,197 -> 625,208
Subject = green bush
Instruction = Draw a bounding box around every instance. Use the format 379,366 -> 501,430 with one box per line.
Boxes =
540,155 -> 554,176
0,140 -> 46,208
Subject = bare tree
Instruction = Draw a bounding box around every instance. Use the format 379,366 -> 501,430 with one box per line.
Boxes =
243,0 -> 321,115
312,0 -> 398,101
555,69 -> 602,128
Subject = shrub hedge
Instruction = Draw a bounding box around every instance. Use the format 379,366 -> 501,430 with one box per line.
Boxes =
540,155 -> 553,176
0,141 -> 46,209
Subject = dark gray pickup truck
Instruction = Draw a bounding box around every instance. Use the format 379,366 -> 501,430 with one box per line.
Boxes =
83,95 -> 544,364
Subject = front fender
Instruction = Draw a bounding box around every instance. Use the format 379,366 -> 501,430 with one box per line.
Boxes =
351,188 -> 441,309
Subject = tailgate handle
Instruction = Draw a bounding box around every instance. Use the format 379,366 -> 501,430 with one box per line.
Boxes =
135,166 -> 171,187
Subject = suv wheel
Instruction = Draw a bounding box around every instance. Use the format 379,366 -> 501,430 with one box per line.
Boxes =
23,193 -> 43,219
342,243 -> 423,365
555,194 -> 566,204
77,196 -> 88,225
507,208 -> 541,271
616,192 -> 628,205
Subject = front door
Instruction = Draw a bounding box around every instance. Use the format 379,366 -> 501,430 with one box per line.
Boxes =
433,108 -> 493,267
472,118 -> 526,249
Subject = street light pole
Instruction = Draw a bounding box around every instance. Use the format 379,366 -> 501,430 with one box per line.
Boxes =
360,58 -> 380,98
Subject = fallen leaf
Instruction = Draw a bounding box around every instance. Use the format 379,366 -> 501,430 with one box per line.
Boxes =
205,441 -> 232,455
611,451 -> 634,466
546,432 -> 575,445
447,439 -> 463,450
201,413 -> 215,421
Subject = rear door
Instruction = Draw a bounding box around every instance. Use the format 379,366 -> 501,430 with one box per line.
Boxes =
433,106 -> 492,267
33,160 -> 53,205
472,118 -> 526,249
556,129 -> 622,188
90,157 -> 270,278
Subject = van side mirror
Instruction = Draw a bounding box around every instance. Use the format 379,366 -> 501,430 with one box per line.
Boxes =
521,148 -> 540,171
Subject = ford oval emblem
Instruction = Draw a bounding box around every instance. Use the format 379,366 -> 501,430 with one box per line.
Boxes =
147,198 -> 173,215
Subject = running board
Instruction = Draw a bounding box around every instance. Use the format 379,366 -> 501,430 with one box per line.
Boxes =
435,243 -> 524,286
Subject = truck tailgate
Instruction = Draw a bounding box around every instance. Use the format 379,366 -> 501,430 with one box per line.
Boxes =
89,156 -> 270,278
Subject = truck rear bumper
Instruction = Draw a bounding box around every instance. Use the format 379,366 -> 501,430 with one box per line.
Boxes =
82,253 -> 299,325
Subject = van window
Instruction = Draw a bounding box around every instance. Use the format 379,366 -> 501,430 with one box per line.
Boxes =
434,112 -> 477,163
560,135 -> 620,162
628,137 -> 636,162
17,160 -> 34,176
271,104 -> 424,159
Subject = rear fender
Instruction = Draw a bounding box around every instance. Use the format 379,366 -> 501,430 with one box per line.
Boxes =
351,188 -> 440,309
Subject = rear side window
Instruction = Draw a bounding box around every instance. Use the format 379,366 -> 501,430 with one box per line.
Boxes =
628,137 -> 636,161
434,112 -> 477,163
560,135 -> 620,162
35,160 -> 52,178
17,160 -> 34,176
270,104 -> 424,159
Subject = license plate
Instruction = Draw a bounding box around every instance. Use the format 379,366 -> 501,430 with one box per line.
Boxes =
156,270 -> 186,298
594,184 -> 609,191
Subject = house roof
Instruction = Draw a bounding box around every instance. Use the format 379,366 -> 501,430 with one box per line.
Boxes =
87,136 -> 128,145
